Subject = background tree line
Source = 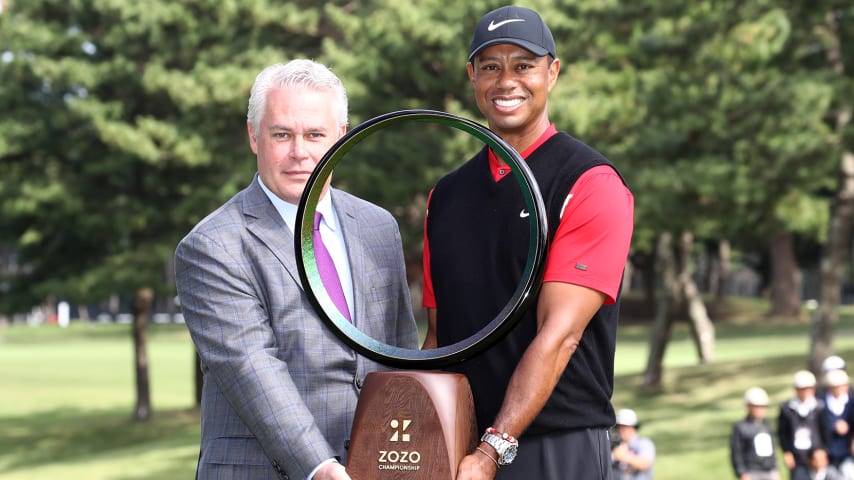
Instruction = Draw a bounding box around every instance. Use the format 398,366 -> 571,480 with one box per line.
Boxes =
1,0 -> 852,414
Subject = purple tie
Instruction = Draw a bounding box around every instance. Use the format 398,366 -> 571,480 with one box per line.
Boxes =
313,212 -> 351,321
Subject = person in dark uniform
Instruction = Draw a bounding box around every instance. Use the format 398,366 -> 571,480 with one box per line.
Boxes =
779,370 -> 831,480
821,369 -> 854,476
731,387 -> 780,480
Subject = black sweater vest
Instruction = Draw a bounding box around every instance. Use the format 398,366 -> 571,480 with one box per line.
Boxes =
427,132 -> 624,434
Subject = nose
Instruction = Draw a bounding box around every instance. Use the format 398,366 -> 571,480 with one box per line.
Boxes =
289,137 -> 309,161
496,68 -> 517,89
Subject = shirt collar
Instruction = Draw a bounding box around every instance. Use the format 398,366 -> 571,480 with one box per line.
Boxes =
487,124 -> 558,182
257,176 -> 336,233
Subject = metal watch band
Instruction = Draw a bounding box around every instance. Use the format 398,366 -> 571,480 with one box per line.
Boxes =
480,432 -> 519,466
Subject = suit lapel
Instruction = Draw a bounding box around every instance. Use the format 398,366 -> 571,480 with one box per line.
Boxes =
242,181 -> 366,325
242,178 -> 304,289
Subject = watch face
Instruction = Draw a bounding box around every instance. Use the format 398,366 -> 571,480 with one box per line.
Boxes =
500,444 -> 518,465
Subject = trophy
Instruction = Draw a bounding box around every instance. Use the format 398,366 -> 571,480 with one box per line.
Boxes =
295,110 -> 547,479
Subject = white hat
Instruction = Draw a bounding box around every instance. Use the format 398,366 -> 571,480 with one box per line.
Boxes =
792,370 -> 817,389
615,408 -> 639,427
825,369 -> 850,387
744,387 -> 770,406
822,355 -> 846,372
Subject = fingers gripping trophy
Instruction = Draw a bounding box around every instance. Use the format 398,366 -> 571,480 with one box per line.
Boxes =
295,110 -> 548,479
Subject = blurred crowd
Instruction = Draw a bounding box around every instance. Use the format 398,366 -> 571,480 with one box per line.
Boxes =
731,355 -> 854,480
614,355 -> 854,480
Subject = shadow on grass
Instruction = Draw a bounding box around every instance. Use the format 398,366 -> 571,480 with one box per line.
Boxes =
0,406 -> 199,477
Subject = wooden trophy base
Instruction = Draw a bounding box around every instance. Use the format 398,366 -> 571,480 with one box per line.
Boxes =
346,370 -> 477,479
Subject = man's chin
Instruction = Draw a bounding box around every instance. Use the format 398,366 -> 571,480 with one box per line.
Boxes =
487,119 -> 525,136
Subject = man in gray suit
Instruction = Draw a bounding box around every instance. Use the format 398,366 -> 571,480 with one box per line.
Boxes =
175,59 -> 419,480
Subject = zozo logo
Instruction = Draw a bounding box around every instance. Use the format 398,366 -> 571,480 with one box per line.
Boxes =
378,419 -> 421,465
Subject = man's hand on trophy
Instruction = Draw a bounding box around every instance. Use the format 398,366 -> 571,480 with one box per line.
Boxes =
456,448 -> 499,480
313,461 -> 351,480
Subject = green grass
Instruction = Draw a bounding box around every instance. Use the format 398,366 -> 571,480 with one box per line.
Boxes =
0,323 -> 199,479
2,299 -> 854,479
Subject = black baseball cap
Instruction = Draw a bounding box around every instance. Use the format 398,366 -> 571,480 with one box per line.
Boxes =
468,6 -> 557,61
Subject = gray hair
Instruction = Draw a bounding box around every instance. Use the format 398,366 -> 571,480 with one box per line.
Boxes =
247,59 -> 349,132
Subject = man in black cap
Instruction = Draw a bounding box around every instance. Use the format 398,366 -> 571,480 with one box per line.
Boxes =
421,5 -> 634,480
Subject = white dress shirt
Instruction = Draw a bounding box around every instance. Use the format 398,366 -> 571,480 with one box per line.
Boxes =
257,178 -> 355,323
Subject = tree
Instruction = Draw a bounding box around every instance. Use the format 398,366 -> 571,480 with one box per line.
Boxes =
0,0 -> 342,416
3,0 -> 850,398
807,3 -> 854,373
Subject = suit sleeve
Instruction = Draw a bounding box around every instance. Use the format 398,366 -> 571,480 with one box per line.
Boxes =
730,423 -> 746,477
175,230 -> 335,479
778,406 -> 793,454
819,404 -> 832,449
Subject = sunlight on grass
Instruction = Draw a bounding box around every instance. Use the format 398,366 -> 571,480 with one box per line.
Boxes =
0,323 -> 198,479
0,323 -> 194,416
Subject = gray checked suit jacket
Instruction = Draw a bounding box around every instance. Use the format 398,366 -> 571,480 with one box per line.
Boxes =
174,177 -> 418,480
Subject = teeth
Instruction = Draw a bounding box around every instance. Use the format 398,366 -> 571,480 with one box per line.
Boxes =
495,98 -> 523,108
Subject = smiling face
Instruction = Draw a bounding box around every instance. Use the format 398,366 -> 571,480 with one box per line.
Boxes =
466,43 -> 559,152
248,85 -> 346,204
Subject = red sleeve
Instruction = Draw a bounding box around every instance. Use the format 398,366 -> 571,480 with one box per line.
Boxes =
421,189 -> 437,308
543,165 -> 634,304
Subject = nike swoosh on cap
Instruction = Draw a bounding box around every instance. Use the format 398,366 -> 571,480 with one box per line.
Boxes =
488,18 -> 525,31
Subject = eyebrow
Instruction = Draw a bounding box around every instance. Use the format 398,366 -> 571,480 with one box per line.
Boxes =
267,124 -> 330,133
476,52 -> 540,64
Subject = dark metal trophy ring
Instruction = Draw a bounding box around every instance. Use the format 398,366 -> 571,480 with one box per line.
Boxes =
295,109 -> 547,369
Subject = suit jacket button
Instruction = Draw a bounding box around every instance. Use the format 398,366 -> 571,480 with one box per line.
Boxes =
271,461 -> 288,479
354,376 -> 363,390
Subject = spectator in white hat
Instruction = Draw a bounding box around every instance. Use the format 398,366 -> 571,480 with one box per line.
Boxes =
779,370 -> 831,480
731,387 -> 780,480
823,356 -> 847,374
612,408 -> 655,480
822,369 -> 854,478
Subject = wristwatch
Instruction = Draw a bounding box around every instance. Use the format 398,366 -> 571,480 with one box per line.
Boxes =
480,428 -> 519,466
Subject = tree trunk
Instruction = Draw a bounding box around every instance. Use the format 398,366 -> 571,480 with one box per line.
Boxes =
630,250 -> 657,313
679,232 -> 715,363
768,232 -> 803,318
621,253 -> 634,295
132,287 -> 153,421
643,232 -> 678,388
810,134 -> 854,372
77,304 -> 90,322
810,19 -> 853,372
810,147 -> 854,373
715,240 -> 731,301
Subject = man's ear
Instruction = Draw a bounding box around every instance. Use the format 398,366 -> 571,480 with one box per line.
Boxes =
247,122 -> 259,154
547,57 -> 560,92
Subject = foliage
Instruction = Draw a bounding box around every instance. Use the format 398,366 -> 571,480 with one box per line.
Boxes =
0,0 -> 852,317
0,0 -> 344,312
619,2 -> 838,255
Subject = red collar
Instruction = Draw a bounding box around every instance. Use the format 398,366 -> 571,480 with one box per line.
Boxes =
487,124 -> 558,181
